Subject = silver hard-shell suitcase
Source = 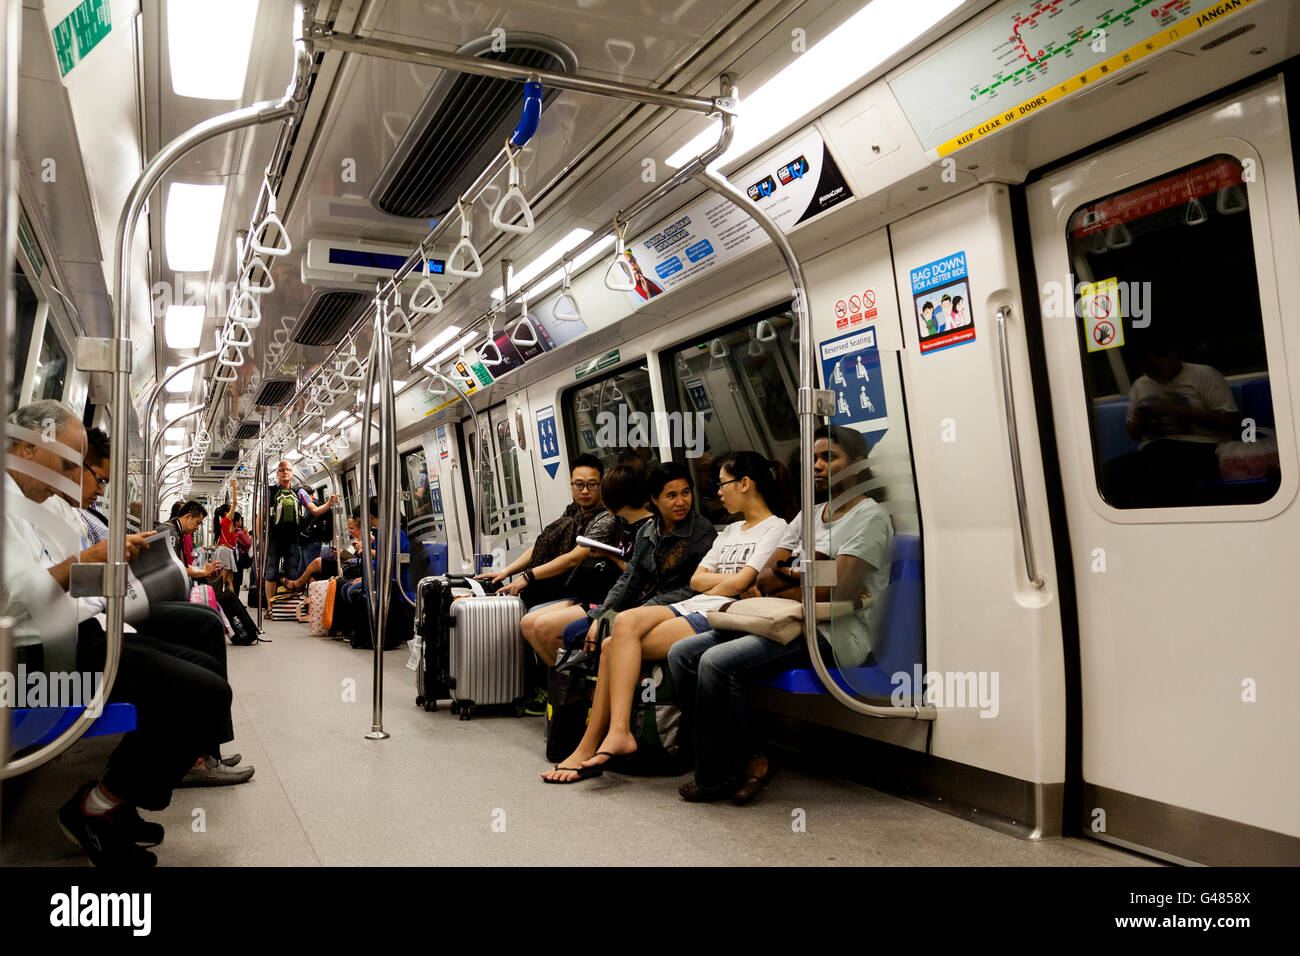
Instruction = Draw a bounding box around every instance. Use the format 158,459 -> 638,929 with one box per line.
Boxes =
448,593 -> 526,719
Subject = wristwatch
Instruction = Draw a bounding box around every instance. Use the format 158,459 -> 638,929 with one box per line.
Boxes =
524,569 -> 536,584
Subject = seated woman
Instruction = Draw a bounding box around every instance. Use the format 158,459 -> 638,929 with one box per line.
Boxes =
284,514 -> 362,590
543,451 -> 790,783
668,425 -> 892,803
522,463 -> 717,665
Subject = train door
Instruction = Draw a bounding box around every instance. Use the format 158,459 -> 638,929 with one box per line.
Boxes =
1025,79 -> 1300,864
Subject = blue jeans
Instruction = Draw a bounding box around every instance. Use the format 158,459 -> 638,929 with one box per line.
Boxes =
667,631 -> 813,792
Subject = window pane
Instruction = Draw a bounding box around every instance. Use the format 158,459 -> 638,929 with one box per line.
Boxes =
565,365 -> 660,475
34,322 -> 67,402
664,312 -> 799,523
11,264 -> 37,409
1066,155 -> 1280,508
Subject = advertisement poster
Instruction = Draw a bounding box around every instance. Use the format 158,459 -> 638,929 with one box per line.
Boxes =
430,478 -> 443,516
535,405 -> 561,479
436,424 -> 450,461
818,326 -> 889,448
622,128 -> 853,309
532,295 -> 590,348
684,378 -> 713,421
910,251 -> 976,355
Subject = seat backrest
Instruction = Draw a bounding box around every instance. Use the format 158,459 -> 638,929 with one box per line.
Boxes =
868,533 -> 924,679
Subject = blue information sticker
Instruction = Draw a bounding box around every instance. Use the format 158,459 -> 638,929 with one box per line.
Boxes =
535,405 -> 561,479
817,327 -> 888,448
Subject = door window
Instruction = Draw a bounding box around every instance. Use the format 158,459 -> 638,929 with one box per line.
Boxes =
1065,155 -> 1280,508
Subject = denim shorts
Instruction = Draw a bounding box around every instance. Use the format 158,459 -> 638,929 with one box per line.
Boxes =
671,607 -> 712,634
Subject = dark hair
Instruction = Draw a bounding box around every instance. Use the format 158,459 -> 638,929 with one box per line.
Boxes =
231,511 -> 244,527
715,450 -> 793,520
647,461 -> 692,500
601,464 -> 648,513
951,295 -> 964,310
169,501 -> 184,519
940,294 -> 952,303
921,301 -> 933,312
85,427 -> 110,468
570,453 -> 604,478
814,424 -> 869,462
179,500 -> 206,519
353,496 -> 380,520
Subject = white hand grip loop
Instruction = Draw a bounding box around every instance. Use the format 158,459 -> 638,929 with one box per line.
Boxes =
250,210 -> 292,258
224,319 -> 254,348
410,261 -> 444,315
385,298 -> 414,341
604,219 -> 635,292
553,291 -> 582,322
229,291 -> 262,328
509,316 -> 539,348
239,255 -> 275,294
491,148 -> 534,235
339,354 -> 366,382
447,235 -> 483,279
756,319 -> 777,342
479,339 -> 504,367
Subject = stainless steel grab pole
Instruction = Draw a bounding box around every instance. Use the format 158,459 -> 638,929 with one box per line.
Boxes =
0,0 -> 19,781
254,438 -> 267,630
141,349 -> 219,523
369,304 -> 397,740
996,306 -> 1045,590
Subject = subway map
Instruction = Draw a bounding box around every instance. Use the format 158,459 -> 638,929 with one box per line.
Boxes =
890,0 -> 1255,152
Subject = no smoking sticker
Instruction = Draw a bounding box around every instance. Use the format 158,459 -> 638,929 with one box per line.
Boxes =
1081,276 -> 1124,352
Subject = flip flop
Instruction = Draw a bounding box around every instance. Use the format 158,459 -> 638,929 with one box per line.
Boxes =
542,765 -> 604,784
582,750 -> 636,773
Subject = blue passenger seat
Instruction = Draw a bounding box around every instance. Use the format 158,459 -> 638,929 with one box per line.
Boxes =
753,533 -> 924,699
423,541 -> 448,577
9,703 -> 137,752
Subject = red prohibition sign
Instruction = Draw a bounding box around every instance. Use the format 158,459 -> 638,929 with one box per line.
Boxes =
835,300 -> 848,318
1093,320 -> 1116,345
849,295 -> 862,312
864,289 -> 876,308
1091,294 -> 1113,319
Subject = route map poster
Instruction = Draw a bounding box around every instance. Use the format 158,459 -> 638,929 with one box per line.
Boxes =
910,251 -> 976,355
889,0 -> 1259,155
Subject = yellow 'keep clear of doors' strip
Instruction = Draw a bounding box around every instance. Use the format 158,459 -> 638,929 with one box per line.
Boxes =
937,0 -> 1259,157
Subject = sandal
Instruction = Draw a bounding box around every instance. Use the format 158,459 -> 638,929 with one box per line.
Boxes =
731,763 -> 778,805
542,765 -> 604,784
583,750 -> 635,773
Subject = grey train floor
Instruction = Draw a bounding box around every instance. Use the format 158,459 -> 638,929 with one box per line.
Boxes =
2,614 -> 1152,867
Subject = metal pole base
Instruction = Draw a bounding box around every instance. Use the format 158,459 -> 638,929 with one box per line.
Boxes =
365,729 -> 390,740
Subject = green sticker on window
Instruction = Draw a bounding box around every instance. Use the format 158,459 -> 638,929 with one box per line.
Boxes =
575,349 -> 620,380
52,0 -> 112,77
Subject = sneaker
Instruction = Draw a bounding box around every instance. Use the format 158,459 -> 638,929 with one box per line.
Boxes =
177,756 -> 255,787
57,784 -> 157,867
115,804 -> 165,847
219,753 -> 242,767
522,687 -> 548,717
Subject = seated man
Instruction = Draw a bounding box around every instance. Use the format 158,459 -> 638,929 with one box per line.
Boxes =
1106,339 -> 1239,507
165,500 -> 223,582
479,454 -> 618,609
262,459 -> 337,605
667,425 -> 892,804
336,498 -> 411,640
3,401 -> 239,866
284,514 -> 362,590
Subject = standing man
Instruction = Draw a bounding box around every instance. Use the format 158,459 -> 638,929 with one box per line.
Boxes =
262,459 -> 337,606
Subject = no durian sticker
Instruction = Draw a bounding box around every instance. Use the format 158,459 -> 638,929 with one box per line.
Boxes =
1081,276 -> 1123,352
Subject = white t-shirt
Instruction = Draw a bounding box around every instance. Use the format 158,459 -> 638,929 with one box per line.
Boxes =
779,497 -> 893,666
1126,362 -> 1237,445
671,514 -> 788,615
1,474 -> 84,639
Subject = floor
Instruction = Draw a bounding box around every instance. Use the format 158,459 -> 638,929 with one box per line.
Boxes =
3,615 -> 1152,867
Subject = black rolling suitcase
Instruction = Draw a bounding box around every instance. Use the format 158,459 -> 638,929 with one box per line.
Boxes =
218,588 -> 263,645
415,576 -> 454,710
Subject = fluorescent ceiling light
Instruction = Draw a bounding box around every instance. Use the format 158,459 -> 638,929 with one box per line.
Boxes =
164,427 -> 186,441
303,432 -> 321,445
326,410 -> 350,428
163,402 -> 190,420
164,183 -> 226,272
164,445 -> 185,456
666,0 -> 962,169
491,228 -> 595,300
167,0 -> 259,100
164,366 -> 196,392
412,325 -> 462,366
164,305 -> 206,349
285,450 -> 302,462
430,331 -> 481,367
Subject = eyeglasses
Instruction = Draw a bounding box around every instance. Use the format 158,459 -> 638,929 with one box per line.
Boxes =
717,478 -> 741,489
570,481 -> 600,490
90,471 -> 110,489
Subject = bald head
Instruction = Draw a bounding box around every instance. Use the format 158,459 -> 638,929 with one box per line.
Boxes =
275,459 -> 293,487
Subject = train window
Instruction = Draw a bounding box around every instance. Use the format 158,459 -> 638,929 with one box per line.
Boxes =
561,363 -> 660,475
661,310 -> 799,522
1066,155 -> 1280,509
344,469 -> 359,514
33,321 -> 68,402
10,264 -> 38,408
488,404 -> 527,532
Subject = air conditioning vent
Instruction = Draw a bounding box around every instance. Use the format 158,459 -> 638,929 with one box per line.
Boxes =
234,422 -> 261,441
371,36 -> 576,219
252,377 -> 297,407
292,289 -> 370,346
222,449 -> 240,462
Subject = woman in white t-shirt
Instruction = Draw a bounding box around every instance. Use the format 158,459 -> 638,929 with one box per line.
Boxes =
543,451 -> 791,783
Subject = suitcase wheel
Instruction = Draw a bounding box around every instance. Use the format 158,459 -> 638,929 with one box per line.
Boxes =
512,698 -> 525,719
457,700 -> 473,720
423,699 -> 437,712
449,700 -> 460,715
